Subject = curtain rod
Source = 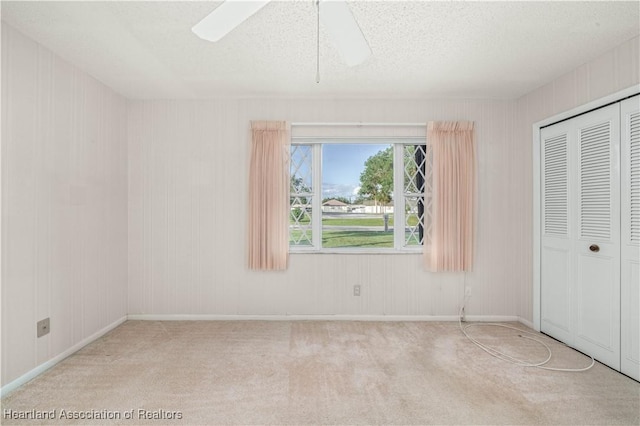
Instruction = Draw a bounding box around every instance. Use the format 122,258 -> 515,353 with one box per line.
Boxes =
291,122 -> 426,127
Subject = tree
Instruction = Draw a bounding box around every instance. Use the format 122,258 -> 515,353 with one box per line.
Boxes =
291,175 -> 311,195
358,147 -> 394,209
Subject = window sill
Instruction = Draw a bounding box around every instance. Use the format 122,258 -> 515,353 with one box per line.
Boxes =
290,248 -> 423,255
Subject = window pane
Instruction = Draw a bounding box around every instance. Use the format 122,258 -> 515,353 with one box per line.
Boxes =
290,144 -> 314,247
403,145 -> 427,194
290,196 -> 313,246
403,144 -> 428,247
404,196 -> 424,246
322,144 -> 394,249
291,145 -> 313,194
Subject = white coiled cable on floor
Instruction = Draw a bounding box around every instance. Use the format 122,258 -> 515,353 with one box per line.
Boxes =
458,306 -> 595,372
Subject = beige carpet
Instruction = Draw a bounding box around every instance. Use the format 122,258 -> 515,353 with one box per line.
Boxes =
2,320 -> 639,425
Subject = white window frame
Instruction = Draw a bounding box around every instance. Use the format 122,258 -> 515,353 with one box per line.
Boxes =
290,137 -> 427,254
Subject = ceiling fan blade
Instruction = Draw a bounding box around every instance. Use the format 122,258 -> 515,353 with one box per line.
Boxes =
192,0 -> 271,42
319,0 -> 372,67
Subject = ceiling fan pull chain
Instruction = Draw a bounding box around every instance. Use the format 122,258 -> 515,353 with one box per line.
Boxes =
316,0 -> 320,84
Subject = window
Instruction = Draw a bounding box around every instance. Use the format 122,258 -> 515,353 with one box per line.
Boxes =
289,139 -> 431,252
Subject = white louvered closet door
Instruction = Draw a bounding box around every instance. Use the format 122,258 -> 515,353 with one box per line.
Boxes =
571,104 -> 620,370
540,121 -> 574,345
621,95 -> 640,381
541,103 -> 621,371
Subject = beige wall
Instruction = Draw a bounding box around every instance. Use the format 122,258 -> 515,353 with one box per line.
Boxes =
1,24 -> 128,386
127,98 -> 522,318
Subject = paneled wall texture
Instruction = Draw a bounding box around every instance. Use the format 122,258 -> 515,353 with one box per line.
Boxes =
1,25 -> 128,386
127,99 -> 520,319
2,18 -> 638,388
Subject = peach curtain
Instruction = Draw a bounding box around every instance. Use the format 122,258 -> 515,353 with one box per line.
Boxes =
424,121 -> 475,271
248,121 -> 290,270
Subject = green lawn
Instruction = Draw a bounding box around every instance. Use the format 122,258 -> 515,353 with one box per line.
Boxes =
290,229 -> 422,248
290,229 -> 394,247
322,230 -> 393,248
322,217 -> 388,226
291,215 -> 419,227
290,214 -> 421,248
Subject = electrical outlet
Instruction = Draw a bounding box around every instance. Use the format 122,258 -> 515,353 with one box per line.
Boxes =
353,285 -> 361,296
37,318 -> 50,338
465,287 -> 472,297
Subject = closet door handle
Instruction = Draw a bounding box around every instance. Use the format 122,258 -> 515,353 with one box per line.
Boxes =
589,244 -> 600,253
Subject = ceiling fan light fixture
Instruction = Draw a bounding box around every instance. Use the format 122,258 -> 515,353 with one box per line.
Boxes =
319,0 -> 372,67
192,0 -> 271,42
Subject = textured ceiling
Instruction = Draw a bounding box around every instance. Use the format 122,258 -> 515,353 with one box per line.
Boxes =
2,1 -> 639,100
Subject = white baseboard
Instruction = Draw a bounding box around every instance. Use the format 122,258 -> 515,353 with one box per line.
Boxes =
1,316 -> 127,398
127,313 -> 522,322
518,317 -> 534,329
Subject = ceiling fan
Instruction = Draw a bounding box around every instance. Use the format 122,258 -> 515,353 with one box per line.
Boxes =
192,0 -> 372,68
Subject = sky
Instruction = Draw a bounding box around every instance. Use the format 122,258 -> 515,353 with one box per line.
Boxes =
322,144 -> 390,200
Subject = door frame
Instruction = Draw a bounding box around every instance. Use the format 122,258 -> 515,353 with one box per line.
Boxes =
532,85 -> 640,331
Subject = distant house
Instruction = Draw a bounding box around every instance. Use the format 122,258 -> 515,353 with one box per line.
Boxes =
322,199 -> 349,213
351,200 -> 394,214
